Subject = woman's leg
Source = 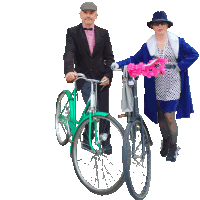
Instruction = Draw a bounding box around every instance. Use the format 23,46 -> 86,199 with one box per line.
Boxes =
157,101 -> 171,156
163,112 -> 178,145
157,101 -> 170,140
164,111 -> 178,162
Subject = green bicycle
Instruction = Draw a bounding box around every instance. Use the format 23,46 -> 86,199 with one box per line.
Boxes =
55,73 -> 125,195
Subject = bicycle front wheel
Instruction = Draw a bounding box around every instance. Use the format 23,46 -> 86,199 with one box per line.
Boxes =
123,120 -> 151,200
71,114 -> 125,195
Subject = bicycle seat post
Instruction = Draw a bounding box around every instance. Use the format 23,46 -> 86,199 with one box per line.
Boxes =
73,79 -> 77,124
131,77 -> 139,120
90,81 -> 96,113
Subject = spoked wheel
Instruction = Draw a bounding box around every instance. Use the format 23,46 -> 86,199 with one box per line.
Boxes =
71,114 -> 125,195
55,91 -> 71,146
123,120 -> 151,200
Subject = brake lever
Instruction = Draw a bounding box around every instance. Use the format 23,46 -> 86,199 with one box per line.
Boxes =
100,78 -> 108,91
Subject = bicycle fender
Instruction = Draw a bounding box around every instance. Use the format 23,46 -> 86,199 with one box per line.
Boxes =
69,112 -> 109,156
63,90 -> 73,101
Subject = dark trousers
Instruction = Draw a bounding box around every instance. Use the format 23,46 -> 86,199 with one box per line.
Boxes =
81,81 -> 111,142
157,100 -> 178,145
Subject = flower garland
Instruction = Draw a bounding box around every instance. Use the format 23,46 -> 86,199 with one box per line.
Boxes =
127,57 -> 168,78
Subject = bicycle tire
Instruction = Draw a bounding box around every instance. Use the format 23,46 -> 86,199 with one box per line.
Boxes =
71,114 -> 125,195
55,91 -> 71,146
123,120 -> 151,200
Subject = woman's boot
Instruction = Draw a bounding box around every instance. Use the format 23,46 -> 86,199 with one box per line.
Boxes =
160,135 -> 170,157
166,143 -> 177,162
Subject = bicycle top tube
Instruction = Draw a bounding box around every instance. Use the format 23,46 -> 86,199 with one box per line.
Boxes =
73,73 -> 108,84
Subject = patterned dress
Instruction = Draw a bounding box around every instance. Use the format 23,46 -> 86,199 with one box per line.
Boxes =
155,36 -> 181,113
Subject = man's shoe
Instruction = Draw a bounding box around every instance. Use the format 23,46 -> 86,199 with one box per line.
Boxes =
103,143 -> 112,155
160,136 -> 170,157
81,140 -> 92,151
81,128 -> 94,151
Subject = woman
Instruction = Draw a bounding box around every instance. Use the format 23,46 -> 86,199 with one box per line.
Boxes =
112,11 -> 199,162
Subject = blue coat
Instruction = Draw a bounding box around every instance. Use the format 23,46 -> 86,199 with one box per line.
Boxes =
117,32 -> 199,124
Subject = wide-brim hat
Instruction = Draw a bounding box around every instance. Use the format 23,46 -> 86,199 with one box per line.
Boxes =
147,11 -> 173,28
80,2 -> 97,11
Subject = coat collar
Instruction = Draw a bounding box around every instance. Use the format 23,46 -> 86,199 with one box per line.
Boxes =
146,31 -> 179,59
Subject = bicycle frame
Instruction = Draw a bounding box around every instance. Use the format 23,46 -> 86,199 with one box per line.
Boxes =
60,81 -> 109,155
114,59 -> 161,159
128,77 -> 146,160
115,65 -> 150,161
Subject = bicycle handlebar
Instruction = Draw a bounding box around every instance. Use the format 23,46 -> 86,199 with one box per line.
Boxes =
74,73 -> 108,84
111,58 -> 159,71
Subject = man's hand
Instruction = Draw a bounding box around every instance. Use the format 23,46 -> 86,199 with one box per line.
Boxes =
99,76 -> 109,86
65,72 -> 78,83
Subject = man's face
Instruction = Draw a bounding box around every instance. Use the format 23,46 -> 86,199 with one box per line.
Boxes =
80,10 -> 98,26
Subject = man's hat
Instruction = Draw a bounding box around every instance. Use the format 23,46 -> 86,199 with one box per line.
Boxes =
80,2 -> 97,11
147,11 -> 173,28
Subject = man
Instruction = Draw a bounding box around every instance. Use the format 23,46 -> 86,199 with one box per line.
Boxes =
63,2 -> 114,154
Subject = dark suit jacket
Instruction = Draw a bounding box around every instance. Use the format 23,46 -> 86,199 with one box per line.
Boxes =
63,23 -> 114,90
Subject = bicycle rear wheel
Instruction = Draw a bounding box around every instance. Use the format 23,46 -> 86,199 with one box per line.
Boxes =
55,91 -> 71,146
71,114 -> 125,195
123,120 -> 151,200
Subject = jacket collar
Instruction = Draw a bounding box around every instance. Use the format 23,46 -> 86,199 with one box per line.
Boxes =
146,31 -> 179,59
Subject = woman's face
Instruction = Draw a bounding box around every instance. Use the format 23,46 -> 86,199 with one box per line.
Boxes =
151,22 -> 169,36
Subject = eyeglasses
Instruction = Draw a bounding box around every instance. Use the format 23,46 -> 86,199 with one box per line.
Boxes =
152,21 -> 167,26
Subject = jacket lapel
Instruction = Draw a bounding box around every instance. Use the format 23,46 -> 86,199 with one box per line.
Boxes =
78,23 -> 100,57
146,31 -> 179,59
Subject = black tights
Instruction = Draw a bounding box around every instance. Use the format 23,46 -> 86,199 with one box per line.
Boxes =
157,101 -> 178,145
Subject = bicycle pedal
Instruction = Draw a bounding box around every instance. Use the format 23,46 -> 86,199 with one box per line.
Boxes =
118,114 -> 126,118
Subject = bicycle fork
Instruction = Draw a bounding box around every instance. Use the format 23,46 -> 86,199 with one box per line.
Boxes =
130,117 -> 145,162
130,78 -> 145,161
88,118 -> 108,155
88,112 -> 101,150
88,82 -> 102,152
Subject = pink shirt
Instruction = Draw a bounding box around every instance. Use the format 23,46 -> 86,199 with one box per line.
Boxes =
83,25 -> 95,56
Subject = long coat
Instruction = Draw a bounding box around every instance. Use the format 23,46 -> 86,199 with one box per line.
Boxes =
63,23 -> 114,91
117,31 -> 199,124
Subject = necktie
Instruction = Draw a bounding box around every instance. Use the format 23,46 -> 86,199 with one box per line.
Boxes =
83,28 -> 93,30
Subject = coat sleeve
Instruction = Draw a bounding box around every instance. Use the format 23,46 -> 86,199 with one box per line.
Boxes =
103,30 -> 114,81
63,29 -> 76,75
116,43 -> 145,68
178,38 -> 199,71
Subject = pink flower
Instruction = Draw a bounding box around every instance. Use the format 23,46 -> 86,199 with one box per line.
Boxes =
126,57 -> 167,79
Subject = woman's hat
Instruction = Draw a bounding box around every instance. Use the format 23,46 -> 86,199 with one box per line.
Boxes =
147,11 -> 173,28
